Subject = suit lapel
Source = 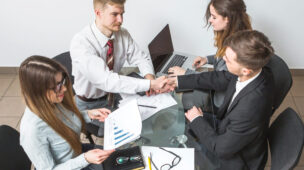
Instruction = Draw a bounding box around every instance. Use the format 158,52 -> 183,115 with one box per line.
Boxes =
226,70 -> 265,114
217,70 -> 265,119
217,78 -> 236,119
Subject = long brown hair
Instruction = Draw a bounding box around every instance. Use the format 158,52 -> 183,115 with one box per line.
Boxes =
205,0 -> 252,57
19,55 -> 86,155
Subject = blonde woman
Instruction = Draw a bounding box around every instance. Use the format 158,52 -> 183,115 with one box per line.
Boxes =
19,55 -> 114,170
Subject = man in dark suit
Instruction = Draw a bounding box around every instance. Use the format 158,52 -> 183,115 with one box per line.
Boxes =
168,30 -> 274,170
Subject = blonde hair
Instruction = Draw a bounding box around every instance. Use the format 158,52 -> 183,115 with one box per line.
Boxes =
205,0 -> 252,58
93,0 -> 126,9
19,55 -> 86,155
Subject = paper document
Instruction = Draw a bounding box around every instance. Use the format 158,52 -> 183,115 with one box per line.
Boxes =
141,146 -> 194,170
104,99 -> 142,150
119,93 -> 177,121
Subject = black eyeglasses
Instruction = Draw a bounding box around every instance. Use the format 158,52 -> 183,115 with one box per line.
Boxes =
116,155 -> 142,164
52,76 -> 66,93
151,147 -> 182,170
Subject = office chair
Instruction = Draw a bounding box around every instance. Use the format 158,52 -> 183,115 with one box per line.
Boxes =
0,125 -> 32,170
268,107 -> 304,170
265,55 -> 293,114
53,52 -> 102,144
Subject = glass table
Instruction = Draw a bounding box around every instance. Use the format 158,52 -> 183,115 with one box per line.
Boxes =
119,67 -> 219,169
121,91 -> 219,170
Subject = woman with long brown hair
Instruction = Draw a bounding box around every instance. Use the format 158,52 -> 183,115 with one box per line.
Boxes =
19,55 -> 114,170
169,0 -> 252,109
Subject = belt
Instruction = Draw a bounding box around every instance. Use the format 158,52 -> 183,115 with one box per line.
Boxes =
76,95 -> 107,102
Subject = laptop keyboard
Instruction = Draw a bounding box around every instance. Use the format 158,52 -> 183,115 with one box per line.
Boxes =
162,54 -> 188,74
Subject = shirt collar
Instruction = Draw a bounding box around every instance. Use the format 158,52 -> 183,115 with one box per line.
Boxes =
91,21 -> 116,47
236,70 -> 262,89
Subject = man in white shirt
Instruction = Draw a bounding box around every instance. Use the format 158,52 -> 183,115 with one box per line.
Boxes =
167,30 -> 275,170
70,0 -> 166,111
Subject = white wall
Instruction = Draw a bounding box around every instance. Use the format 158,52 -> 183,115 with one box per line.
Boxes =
1,0 -> 303,68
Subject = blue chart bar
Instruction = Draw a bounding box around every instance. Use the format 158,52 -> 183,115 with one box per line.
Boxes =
113,126 -> 134,146
114,130 -> 123,135
115,132 -> 129,140
115,134 -> 134,146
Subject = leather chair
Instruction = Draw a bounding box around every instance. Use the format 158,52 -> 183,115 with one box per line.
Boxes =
0,125 -> 31,170
268,107 -> 304,170
265,55 -> 293,114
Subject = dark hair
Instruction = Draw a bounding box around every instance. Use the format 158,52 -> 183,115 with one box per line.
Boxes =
205,0 -> 252,57
224,30 -> 274,71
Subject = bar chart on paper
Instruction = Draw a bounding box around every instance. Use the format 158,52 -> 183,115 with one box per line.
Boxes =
113,123 -> 135,146
104,99 -> 142,150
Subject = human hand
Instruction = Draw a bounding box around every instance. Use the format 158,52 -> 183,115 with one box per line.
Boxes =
144,74 -> 156,96
150,76 -> 167,91
185,106 -> 203,122
168,66 -> 186,76
84,149 -> 114,164
88,108 -> 111,122
192,56 -> 207,68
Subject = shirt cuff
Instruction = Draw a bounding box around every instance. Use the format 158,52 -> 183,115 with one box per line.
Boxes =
80,110 -> 92,123
73,153 -> 90,169
191,115 -> 203,123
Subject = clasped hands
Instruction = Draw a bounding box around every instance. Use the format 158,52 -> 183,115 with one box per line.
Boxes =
149,75 -> 178,94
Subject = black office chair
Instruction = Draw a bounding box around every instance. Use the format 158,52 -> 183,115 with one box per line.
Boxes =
0,125 -> 32,170
268,107 -> 304,170
53,52 -> 101,144
265,55 -> 293,114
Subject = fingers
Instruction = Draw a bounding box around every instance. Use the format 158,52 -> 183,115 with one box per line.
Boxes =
99,108 -> 111,114
192,57 -> 201,67
198,107 -> 203,114
192,56 -> 205,68
168,66 -> 186,76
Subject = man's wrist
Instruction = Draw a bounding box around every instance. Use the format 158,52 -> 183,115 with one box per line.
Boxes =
191,115 -> 203,123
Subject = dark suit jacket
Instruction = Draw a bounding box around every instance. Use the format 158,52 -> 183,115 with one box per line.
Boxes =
178,68 -> 274,170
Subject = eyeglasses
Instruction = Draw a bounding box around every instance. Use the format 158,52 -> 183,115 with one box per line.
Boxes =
151,147 -> 182,170
52,76 -> 66,93
116,155 -> 142,164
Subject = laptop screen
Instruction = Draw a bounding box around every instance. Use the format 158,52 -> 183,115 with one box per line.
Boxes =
148,24 -> 174,72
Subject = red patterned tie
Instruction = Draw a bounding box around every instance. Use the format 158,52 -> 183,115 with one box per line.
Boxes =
106,39 -> 114,70
106,39 -> 114,108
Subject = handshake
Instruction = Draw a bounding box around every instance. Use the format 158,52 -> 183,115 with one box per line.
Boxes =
148,75 -> 178,95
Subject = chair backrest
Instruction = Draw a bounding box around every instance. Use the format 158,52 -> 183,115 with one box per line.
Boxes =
265,55 -> 293,114
268,107 -> 304,170
53,51 -> 74,85
0,125 -> 31,170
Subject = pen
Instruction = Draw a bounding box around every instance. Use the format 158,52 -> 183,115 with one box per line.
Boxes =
148,156 -> 152,170
138,104 -> 157,109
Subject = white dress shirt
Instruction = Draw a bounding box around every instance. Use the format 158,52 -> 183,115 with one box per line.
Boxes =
190,70 -> 261,123
228,71 -> 262,109
70,22 -> 155,98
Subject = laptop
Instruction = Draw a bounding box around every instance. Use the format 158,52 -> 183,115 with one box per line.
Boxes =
148,24 -> 197,76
